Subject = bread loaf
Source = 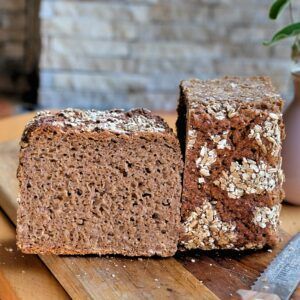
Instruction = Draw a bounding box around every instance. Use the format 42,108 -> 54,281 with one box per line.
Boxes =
17,108 -> 183,257
177,76 -> 285,250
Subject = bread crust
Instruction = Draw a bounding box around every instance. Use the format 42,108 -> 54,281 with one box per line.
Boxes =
177,76 -> 285,251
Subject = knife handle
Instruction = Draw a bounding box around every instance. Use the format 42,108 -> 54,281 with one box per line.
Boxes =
237,289 -> 281,300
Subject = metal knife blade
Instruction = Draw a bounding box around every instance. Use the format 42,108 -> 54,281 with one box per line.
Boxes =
251,232 -> 300,300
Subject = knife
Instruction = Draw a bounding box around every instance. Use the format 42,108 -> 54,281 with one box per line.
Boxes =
237,232 -> 300,300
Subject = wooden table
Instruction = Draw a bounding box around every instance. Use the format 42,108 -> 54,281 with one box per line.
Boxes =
0,112 -> 299,299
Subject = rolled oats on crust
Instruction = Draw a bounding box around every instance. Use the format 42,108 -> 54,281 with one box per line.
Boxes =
253,204 -> 281,229
195,143 -> 217,185
213,158 -> 283,199
182,200 -> 237,250
178,76 -> 285,251
249,112 -> 282,156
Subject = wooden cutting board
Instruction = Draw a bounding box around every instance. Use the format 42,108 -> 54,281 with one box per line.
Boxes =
0,140 -> 298,300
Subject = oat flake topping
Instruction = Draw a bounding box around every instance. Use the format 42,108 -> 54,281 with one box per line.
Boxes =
33,109 -> 166,134
210,130 -> 231,150
182,200 -> 237,250
187,129 -> 197,149
182,77 -> 282,121
182,77 -> 281,105
214,158 -> 283,199
205,101 -> 237,120
248,112 -> 282,156
253,205 -> 281,229
195,143 -> 217,185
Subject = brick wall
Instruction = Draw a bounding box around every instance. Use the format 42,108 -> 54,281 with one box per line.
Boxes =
0,0 -> 40,103
38,0 -> 296,110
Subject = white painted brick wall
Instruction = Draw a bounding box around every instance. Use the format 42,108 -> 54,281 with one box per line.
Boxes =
38,0 -> 296,110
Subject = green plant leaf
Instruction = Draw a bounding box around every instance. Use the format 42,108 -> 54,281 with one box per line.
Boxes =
269,0 -> 291,19
291,39 -> 300,62
263,22 -> 300,46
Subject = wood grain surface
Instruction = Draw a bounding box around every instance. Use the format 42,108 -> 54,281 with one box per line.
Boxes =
0,209 -> 69,300
176,231 -> 298,299
0,112 -> 299,299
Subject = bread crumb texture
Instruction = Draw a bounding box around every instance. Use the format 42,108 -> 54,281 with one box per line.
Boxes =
17,108 -> 182,257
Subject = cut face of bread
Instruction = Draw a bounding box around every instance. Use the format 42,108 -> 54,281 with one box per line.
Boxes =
17,109 -> 183,257
177,77 -> 285,251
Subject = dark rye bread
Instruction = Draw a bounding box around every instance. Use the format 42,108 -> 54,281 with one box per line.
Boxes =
17,108 -> 183,257
176,76 -> 285,251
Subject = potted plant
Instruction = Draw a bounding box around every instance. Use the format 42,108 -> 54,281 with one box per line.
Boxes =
264,0 -> 300,205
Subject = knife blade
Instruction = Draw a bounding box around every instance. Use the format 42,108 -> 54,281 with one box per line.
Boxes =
237,232 -> 300,300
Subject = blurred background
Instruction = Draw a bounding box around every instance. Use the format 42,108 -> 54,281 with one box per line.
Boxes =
0,0 -> 297,118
